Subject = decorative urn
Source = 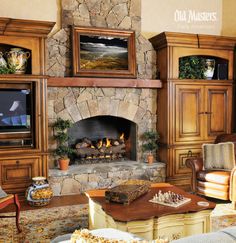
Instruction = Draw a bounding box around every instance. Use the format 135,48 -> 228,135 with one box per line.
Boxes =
6,48 -> 30,74
25,177 -> 53,206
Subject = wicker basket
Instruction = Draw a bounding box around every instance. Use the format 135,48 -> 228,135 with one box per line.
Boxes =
105,180 -> 151,205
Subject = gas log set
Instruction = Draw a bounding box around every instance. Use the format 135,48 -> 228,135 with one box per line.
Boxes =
75,133 -> 126,161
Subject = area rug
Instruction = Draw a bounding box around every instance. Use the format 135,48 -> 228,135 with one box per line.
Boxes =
0,204 -> 88,243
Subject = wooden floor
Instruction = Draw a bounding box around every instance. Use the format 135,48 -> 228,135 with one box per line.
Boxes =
2,194 -> 88,213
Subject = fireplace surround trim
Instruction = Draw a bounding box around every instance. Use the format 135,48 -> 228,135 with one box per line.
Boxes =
48,77 -> 162,88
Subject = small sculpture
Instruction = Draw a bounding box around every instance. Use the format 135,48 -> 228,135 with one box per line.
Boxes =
204,58 -> 215,80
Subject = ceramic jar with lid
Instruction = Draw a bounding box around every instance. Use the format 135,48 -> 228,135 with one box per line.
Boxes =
6,48 -> 30,74
25,177 -> 53,206
0,51 -> 7,68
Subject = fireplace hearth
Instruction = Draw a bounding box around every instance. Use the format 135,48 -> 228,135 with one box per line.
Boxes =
68,115 -> 137,163
49,161 -> 166,196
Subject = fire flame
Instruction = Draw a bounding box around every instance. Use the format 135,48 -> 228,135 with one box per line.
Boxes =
106,138 -> 111,147
120,133 -> 124,140
97,140 -> 102,149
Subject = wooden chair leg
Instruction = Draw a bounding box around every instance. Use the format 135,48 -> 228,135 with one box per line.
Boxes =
14,194 -> 22,233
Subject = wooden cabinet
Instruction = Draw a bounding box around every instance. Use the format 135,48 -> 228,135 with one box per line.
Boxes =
150,32 -> 236,190
174,82 -> 232,144
0,18 -> 54,194
0,156 -> 40,194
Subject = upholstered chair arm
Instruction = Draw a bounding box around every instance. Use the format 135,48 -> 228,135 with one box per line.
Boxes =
186,157 -> 203,193
230,166 -> 236,209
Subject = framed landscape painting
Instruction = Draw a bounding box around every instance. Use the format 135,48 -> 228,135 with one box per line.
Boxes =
72,26 -> 136,78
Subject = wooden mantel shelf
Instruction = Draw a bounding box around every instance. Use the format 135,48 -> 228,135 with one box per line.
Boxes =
48,77 -> 162,88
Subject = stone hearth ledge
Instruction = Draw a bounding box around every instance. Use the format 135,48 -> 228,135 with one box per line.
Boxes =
49,161 -> 166,196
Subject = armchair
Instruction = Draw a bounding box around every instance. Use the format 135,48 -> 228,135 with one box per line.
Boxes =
186,134 -> 236,209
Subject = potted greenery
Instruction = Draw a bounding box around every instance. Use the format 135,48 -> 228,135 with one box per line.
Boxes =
52,118 -> 74,170
141,130 -> 160,164
179,56 -> 206,79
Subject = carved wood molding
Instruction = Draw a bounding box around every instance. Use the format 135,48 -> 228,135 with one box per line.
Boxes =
48,77 -> 162,88
0,17 -> 55,37
150,32 -> 236,50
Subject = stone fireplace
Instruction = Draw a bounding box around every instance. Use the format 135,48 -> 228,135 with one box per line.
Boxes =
46,0 -> 166,195
47,84 -> 166,197
69,115 -> 137,162
48,87 -> 158,165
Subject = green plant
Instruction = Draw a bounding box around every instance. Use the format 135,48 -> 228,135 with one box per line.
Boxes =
54,146 -> 75,159
0,66 -> 16,74
52,118 -> 74,159
179,56 -> 206,79
53,118 -> 72,131
141,130 -> 160,154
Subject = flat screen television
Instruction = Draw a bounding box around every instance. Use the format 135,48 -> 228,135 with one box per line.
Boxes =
0,82 -> 34,146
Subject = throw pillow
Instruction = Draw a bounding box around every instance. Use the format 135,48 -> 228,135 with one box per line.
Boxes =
202,142 -> 235,170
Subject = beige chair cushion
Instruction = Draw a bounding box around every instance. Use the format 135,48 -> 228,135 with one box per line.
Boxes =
202,142 -> 235,170
197,170 -> 230,185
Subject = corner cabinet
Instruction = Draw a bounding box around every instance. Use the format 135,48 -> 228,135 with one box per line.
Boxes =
150,32 -> 236,190
0,18 -> 54,194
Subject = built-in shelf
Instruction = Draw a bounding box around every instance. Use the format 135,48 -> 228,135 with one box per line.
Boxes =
48,77 -> 162,88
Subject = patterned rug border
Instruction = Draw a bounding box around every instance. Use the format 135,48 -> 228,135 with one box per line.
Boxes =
0,203 -> 89,243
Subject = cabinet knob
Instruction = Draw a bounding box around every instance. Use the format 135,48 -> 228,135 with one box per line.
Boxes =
16,160 -> 20,165
198,112 -> 205,115
205,111 -> 212,114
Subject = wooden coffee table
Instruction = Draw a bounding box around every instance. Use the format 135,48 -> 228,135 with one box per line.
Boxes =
85,183 -> 215,241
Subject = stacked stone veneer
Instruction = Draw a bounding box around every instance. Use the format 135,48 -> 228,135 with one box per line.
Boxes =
49,161 -> 165,196
48,87 -> 158,165
47,0 -> 156,78
47,0 -> 159,166
46,0 -> 166,194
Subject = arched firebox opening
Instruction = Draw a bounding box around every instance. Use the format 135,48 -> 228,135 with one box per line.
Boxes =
68,115 -> 137,163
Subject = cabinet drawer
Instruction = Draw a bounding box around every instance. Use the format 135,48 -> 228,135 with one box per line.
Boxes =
172,147 -> 202,177
0,157 -> 40,193
155,214 -> 184,241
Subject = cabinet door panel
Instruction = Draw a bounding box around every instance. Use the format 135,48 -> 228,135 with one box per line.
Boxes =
205,86 -> 232,140
175,85 -> 204,143
0,157 -> 40,193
